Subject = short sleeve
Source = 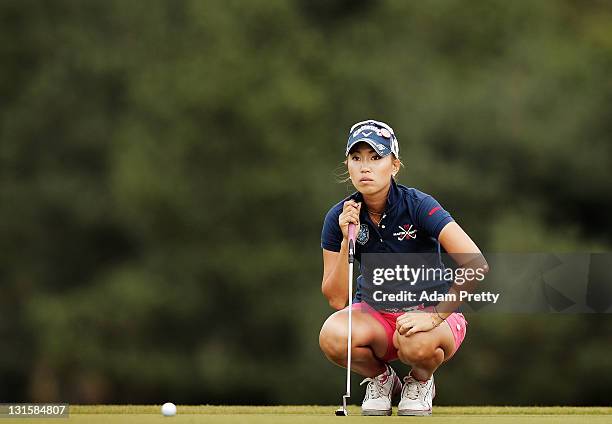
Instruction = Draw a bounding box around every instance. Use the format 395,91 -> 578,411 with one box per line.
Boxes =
321,206 -> 343,251
415,195 -> 454,239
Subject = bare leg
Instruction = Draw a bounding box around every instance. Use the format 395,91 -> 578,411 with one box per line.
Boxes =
319,307 -> 390,378
392,321 -> 456,380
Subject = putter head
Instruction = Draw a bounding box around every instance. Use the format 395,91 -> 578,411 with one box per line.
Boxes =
334,394 -> 349,416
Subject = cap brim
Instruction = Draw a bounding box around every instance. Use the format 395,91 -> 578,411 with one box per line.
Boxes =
346,138 -> 391,157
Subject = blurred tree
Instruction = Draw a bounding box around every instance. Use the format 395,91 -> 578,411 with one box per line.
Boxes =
1,0 -> 611,405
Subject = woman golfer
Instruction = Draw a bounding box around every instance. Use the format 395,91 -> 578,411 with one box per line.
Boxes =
319,119 -> 488,416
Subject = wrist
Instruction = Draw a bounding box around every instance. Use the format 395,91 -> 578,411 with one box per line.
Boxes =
339,239 -> 349,254
433,306 -> 448,322
430,314 -> 443,328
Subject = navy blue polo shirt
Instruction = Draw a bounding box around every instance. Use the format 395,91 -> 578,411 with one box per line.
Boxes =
321,179 -> 454,303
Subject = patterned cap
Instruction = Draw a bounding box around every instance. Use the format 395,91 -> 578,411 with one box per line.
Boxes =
346,119 -> 399,157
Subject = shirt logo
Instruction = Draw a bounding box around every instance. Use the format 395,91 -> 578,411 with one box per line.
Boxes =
357,224 -> 369,245
393,224 -> 417,241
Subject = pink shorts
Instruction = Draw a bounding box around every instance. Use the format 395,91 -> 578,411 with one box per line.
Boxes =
352,302 -> 467,363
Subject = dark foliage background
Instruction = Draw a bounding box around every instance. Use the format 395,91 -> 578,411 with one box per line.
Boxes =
1,0 -> 611,405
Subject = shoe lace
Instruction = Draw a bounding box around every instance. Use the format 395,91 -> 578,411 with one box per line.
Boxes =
360,378 -> 383,400
402,375 -> 421,400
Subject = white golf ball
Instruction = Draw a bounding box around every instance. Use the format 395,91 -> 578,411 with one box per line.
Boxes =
161,402 -> 176,417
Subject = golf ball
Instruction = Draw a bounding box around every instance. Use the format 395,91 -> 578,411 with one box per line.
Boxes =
161,402 -> 176,417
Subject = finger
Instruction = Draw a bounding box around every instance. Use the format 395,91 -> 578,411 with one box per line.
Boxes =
399,323 -> 412,335
344,200 -> 357,209
405,326 -> 420,337
340,212 -> 356,222
400,318 -> 413,327
397,318 -> 412,327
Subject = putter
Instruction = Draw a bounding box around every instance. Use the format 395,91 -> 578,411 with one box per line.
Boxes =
335,223 -> 356,416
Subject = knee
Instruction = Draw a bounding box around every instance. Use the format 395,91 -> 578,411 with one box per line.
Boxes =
319,320 -> 347,363
396,335 -> 436,364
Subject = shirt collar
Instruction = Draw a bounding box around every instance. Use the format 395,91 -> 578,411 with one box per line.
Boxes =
386,177 -> 401,209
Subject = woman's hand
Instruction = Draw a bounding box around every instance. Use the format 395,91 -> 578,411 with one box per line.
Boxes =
339,200 -> 361,240
396,312 -> 443,337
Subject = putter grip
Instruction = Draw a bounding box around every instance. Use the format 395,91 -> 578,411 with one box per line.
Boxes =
348,223 -> 356,243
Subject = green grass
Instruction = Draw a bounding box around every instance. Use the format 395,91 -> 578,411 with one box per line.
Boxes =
3,405 -> 611,423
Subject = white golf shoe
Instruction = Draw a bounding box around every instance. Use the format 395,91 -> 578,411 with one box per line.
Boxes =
360,365 -> 402,416
397,373 -> 435,416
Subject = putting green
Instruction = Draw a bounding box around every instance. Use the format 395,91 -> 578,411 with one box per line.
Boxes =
2,405 -> 611,423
